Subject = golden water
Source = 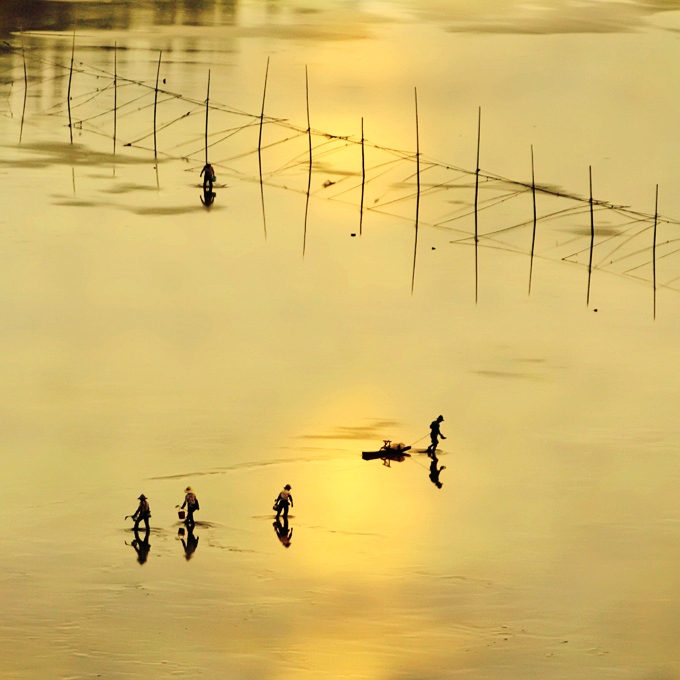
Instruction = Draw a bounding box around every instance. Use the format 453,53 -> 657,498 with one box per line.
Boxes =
2,1 -> 680,678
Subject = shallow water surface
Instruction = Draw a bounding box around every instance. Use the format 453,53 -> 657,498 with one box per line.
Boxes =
2,1 -> 680,678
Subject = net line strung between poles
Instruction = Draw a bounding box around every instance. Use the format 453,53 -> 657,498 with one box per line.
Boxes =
3,39 -> 680,293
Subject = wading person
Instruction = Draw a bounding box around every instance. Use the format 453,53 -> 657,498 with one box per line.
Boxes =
427,415 -> 446,456
200,162 -> 216,188
273,484 -> 293,520
131,494 -> 151,532
181,486 -> 200,527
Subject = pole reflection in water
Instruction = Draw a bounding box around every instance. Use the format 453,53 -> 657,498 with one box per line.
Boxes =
129,526 -> 151,565
272,516 -> 293,549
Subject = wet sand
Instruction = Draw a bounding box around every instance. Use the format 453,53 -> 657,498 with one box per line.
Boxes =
2,1 -> 680,678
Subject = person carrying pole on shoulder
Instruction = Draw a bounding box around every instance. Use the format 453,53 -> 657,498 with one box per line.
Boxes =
131,494 -> 151,532
181,486 -> 200,526
427,415 -> 446,456
274,484 -> 293,520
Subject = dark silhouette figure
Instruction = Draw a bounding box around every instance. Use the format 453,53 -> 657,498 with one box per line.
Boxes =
362,440 -> 411,466
181,524 -> 200,560
273,516 -> 293,548
132,494 -> 151,531
273,484 -> 293,520
427,415 -> 446,456
181,486 -> 200,527
131,526 -> 151,564
200,163 -> 216,192
428,453 -> 446,489
200,187 -> 216,206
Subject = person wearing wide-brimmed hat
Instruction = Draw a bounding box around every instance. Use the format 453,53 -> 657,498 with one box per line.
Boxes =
132,494 -> 151,531
427,415 -> 446,456
181,486 -> 200,527
273,484 -> 293,520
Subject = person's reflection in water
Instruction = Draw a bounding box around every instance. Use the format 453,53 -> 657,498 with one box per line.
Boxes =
429,453 -> 446,489
131,526 -> 151,564
200,188 -> 216,207
180,524 -> 199,560
273,516 -> 293,548
200,163 -> 216,207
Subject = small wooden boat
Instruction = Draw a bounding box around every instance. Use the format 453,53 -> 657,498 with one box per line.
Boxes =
362,440 -> 411,466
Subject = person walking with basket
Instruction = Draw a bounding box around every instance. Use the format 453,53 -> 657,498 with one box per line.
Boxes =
273,484 -> 293,520
200,163 -> 216,190
181,486 -> 200,527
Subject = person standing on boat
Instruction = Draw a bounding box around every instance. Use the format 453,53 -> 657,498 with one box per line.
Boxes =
131,494 -> 151,532
274,484 -> 293,520
427,415 -> 446,456
181,486 -> 200,527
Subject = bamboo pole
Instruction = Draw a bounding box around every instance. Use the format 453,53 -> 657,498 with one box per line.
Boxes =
302,65 -> 312,257
528,145 -> 537,295
153,50 -> 162,159
474,106 -> 481,304
653,184 -> 659,319
204,69 -> 210,166
258,57 -> 269,155
586,165 -> 595,307
411,88 -> 420,295
20,35 -> 27,143
360,117 -> 365,236
67,31 -> 75,144
258,57 -> 269,240
113,42 -> 117,153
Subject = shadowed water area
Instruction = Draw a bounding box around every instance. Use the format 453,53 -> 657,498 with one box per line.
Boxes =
2,1 -> 680,678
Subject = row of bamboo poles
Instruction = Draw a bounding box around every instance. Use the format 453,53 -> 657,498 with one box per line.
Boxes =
10,38 -> 663,316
